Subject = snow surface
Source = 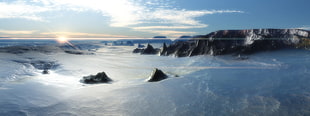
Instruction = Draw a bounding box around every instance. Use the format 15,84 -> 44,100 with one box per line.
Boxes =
0,40 -> 310,116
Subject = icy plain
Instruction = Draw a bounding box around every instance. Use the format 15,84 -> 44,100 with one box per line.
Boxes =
0,40 -> 309,116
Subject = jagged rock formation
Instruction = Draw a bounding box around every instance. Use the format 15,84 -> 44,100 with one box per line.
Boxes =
161,29 -> 310,57
133,44 -> 160,54
147,68 -> 168,82
132,48 -> 144,53
81,72 -> 112,84
160,43 -> 168,56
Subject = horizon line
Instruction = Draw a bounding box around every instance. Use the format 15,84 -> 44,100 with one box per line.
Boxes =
0,37 -> 180,40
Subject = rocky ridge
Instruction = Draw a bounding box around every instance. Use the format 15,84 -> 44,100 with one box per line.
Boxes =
160,29 -> 310,57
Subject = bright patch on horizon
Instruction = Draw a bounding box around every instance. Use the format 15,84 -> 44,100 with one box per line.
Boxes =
56,36 -> 76,48
56,36 -> 69,44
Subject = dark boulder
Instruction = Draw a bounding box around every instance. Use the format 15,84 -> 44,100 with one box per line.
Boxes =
42,68 -> 49,74
147,68 -> 168,82
81,72 -> 112,84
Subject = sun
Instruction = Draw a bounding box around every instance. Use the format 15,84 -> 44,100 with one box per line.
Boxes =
56,36 -> 69,44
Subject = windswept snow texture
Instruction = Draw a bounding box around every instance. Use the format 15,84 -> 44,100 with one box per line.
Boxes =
0,40 -> 310,116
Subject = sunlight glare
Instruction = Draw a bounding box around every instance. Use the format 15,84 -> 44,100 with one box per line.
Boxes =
56,36 -> 69,44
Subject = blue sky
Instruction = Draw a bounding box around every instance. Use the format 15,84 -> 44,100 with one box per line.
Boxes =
0,0 -> 309,39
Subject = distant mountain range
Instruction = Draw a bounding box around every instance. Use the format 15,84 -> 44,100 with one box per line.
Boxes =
197,29 -> 310,39
160,29 -> 310,57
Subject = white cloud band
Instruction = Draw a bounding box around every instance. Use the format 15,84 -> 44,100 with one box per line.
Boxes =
0,0 -> 243,37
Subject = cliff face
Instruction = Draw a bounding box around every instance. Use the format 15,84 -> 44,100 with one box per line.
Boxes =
204,29 -> 309,38
161,29 -> 310,57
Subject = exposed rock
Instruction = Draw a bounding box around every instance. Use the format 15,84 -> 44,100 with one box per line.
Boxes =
42,69 -> 49,74
203,29 -> 309,39
81,72 -> 112,84
64,50 -> 84,55
133,44 -> 160,54
132,48 -> 144,53
142,44 -> 158,54
147,68 -> 168,82
160,43 -> 168,56
161,29 -> 310,57
160,41 -> 196,57
64,50 -> 94,55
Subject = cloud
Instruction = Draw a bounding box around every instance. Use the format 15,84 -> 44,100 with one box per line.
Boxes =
0,30 -> 37,34
0,0 -> 244,37
132,25 -> 208,30
147,9 -> 243,26
0,2 -> 49,21
138,29 -> 197,37
131,9 -> 242,36
40,32 -> 131,38
30,0 -> 145,27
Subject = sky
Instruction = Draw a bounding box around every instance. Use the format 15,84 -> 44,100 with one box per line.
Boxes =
0,0 -> 310,39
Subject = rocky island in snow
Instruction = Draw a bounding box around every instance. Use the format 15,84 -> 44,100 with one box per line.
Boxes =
81,71 -> 113,84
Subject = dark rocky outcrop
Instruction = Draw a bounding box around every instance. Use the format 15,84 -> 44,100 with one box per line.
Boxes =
147,68 -> 168,82
161,29 -> 310,57
160,41 -> 197,57
160,43 -> 168,56
81,72 -> 112,84
133,44 -> 160,54
132,48 -> 144,53
142,44 -> 158,54
64,50 -> 85,55
42,69 -> 49,74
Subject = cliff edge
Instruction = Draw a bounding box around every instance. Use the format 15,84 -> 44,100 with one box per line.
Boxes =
160,29 -> 310,57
